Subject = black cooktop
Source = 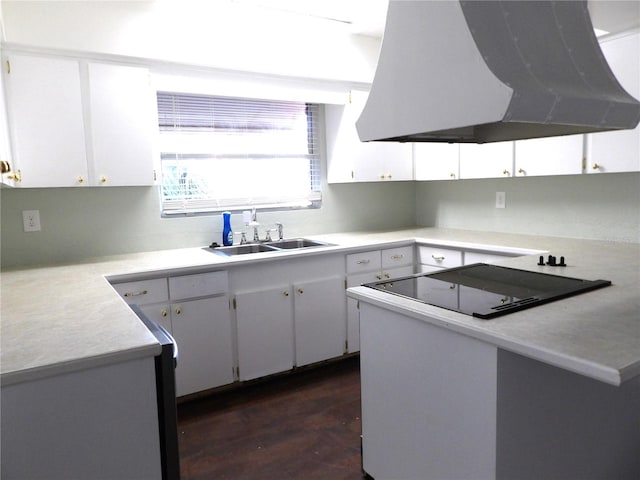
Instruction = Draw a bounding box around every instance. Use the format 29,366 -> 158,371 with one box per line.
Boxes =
364,263 -> 612,319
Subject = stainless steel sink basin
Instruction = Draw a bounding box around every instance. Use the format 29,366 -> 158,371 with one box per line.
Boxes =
210,244 -> 280,256
265,238 -> 332,249
206,238 -> 333,256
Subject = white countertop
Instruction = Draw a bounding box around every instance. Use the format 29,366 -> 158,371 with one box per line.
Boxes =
2,228 -> 639,387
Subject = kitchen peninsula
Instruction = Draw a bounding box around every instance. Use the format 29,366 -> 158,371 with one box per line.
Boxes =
2,227 -> 639,479
348,237 -> 640,479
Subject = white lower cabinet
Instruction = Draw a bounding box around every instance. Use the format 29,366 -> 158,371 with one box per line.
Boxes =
112,271 -> 234,397
346,246 -> 415,353
294,276 -> 347,366
235,285 -> 295,381
232,255 -> 347,379
168,296 -> 233,396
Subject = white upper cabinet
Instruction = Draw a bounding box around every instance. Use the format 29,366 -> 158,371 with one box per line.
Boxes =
87,63 -> 158,186
513,135 -> 584,177
2,52 -> 157,187
3,53 -> 88,187
0,58 -> 16,187
587,32 -> 640,174
414,143 -> 460,180
459,142 -> 514,179
326,90 -> 413,183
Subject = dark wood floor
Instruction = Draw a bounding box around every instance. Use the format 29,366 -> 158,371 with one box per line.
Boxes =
177,356 -> 363,480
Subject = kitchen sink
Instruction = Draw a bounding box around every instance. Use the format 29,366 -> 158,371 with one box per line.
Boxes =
210,244 -> 280,256
206,238 -> 333,256
264,238 -> 332,249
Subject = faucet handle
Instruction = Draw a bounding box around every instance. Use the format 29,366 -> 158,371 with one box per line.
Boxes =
265,228 -> 278,242
275,222 -> 284,240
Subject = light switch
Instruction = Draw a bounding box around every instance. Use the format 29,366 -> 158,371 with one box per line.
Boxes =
495,192 -> 506,209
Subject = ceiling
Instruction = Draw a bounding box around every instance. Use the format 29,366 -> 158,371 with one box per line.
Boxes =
234,0 -> 640,38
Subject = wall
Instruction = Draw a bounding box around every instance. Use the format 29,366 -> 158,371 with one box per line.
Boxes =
0,181 -> 417,267
415,172 -> 640,244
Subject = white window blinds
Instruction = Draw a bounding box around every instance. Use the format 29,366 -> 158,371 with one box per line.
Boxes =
157,92 -> 322,215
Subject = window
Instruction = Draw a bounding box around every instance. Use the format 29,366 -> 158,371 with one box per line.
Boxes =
157,92 -> 322,216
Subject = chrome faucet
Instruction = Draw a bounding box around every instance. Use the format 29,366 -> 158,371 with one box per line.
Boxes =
250,207 -> 260,242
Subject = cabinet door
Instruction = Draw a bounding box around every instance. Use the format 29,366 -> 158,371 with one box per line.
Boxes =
171,295 -> 234,396
514,135 -> 583,177
326,90 -> 412,183
587,32 -> 640,174
414,143 -> 460,180
139,303 -> 172,333
293,277 -> 346,366
235,286 -> 294,381
0,63 -> 14,187
346,271 -> 383,354
459,142 -> 514,179
3,54 -> 87,187
88,63 -> 157,186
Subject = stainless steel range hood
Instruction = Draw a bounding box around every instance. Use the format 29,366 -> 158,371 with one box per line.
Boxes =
356,0 -> 640,144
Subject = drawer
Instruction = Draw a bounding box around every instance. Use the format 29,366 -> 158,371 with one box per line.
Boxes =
347,271 -> 382,288
169,270 -> 229,300
381,245 -> 414,269
112,278 -> 169,306
346,250 -> 382,274
382,265 -> 414,280
417,245 -> 463,269
464,251 -> 512,265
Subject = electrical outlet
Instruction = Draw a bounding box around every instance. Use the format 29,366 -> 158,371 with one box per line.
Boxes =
495,192 -> 506,209
22,210 -> 41,232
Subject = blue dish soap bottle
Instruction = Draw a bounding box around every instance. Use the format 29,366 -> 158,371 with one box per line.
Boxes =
222,211 -> 233,246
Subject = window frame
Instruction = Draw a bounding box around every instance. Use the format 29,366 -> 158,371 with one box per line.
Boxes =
157,91 -> 323,217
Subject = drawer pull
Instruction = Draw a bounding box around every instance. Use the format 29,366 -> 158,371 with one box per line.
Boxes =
357,259 -> 371,264
161,309 -> 168,317
432,254 -> 445,261
390,254 -> 405,260
297,288 -> 304,295
124,290 -> 148,297
283,291 -> 290,297
174,307 -> 182,315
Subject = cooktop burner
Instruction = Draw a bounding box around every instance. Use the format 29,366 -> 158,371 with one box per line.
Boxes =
364,263 -> 612,319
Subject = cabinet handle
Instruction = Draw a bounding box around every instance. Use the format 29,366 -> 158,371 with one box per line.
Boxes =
161,309 -> 168,317
518,168 -> 526,175
174,307 -> 182,315
283,291 -> 289,297
376,274 -> 383,280
390,254 -> 404,260
502,169 -> 510,176
432,254 -> 445,261
384,273 -> 391,279
449,172 -> 456,178
449,284 -> 456,290
100,176 -> 107,184
77,176 -> 85,184
124,290 -> 148,297
592,163 -> 601,171
297,288 -> 304,295
0,161 -> 10,174
6,60 -> 10,74
357,259 -> 371,265
7,169 -> 22,182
